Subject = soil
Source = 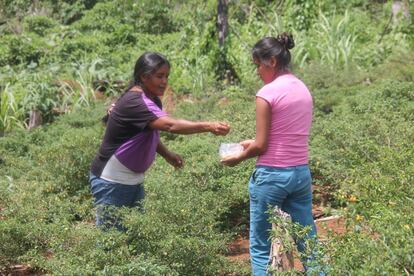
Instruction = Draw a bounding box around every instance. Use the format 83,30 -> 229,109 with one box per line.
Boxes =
2,265 -> 41,276
226,206 -> 347,272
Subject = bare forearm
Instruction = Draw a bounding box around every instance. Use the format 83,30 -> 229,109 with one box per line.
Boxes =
156,142 -> 171,158
149,116 -> 230,135
239,141 -> 267,161
239,98 -> 270,161
162,119 -> 211,134
156,141 -> 184,168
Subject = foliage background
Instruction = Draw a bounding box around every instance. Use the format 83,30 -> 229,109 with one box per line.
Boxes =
0,0 -> 413,274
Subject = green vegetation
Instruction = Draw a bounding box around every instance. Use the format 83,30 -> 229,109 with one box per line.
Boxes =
1,0 -> 413,274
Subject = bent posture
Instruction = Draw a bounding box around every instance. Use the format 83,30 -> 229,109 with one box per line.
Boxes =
90,52 -> 230,230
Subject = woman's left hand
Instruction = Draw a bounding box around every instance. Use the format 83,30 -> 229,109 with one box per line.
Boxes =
221,153 -> 243,167
165,152 -> 184,169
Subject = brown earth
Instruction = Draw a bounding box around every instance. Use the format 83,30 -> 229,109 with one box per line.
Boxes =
2,265 -> 41,276
226,210 -> 346,272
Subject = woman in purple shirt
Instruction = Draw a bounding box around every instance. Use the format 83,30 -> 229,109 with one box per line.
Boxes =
90,52 -> 230,230
223,33 -> 322,275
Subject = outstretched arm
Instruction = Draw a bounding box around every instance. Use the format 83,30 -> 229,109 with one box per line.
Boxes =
149,116 -> 230,135
222,97 -> 270,166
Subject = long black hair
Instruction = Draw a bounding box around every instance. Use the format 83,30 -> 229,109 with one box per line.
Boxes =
252,32 -> 295,72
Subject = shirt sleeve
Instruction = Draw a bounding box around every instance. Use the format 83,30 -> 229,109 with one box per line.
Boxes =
142,96 -> 167,118
115,93 -> 167,131
256,85 -> 275,106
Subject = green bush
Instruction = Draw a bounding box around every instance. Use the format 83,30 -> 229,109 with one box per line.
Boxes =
309,81 -> 414,273
1,1 -> 414,274
23,15 -> 58,36
59,32 -> 107,61
1,34 -> 48,66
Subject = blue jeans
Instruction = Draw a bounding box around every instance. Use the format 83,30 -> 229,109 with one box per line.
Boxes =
249,165 -> 318,275
89,173 -> 145,231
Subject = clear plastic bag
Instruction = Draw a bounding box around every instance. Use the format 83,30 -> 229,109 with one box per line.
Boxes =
219,143 -> 243,160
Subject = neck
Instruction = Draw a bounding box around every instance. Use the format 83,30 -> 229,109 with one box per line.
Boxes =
270,69 -> 290,82
276,68 -> 290,77
129,85 -> 143,92
142,88 -> 157,99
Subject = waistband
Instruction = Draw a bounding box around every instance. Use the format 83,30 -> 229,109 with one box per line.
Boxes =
255,164 -> 309,170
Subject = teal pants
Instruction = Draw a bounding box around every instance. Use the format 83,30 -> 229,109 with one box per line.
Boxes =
249,165 -> 318,275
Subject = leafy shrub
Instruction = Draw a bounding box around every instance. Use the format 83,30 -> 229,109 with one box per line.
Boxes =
105,24 -> 137,46
309,81 -> 414,273
1,1 -> 414,274
129,1 -> 178,34
1,34 -> 48,66
73,2 -> 121,33
297,61 -> 368,90
75,1 -> 178,34
372,49 -> 414,82
59,32 -> 107,61
18,73 -> 60,123
23,15 -> 58,36
0,0 -> 32,18
284,0 -> 318,31
30,106 -> 104,195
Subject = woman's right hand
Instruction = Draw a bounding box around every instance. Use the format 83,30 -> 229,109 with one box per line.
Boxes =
209,122 -> 230,136
107,103 -> 116,114
240,139 -> 255,149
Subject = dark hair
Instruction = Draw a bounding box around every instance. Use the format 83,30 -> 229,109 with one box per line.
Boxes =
102,52 -> 170,124
126,51 -> 170,91
252,32 -> 295,72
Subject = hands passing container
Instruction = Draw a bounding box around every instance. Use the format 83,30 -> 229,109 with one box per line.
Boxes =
219,143 -> 243,160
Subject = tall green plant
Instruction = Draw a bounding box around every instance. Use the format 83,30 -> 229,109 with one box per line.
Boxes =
58,58 -> 116,111
22,74 -> 60,123
0,84 -> 25,135
313,10 -> 358,68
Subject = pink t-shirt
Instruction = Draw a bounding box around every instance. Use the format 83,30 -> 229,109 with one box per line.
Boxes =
256,73 -> 313,167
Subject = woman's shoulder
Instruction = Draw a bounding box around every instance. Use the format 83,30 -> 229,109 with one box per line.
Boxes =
129,86 -> 143,93
273,73 -> 308,89
258,76 -> 286,94
115,91 -> 146,111
257,73 -> 305,99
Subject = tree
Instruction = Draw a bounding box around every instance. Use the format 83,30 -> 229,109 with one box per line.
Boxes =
217,0 -> 228,47
216,0 -> 238,84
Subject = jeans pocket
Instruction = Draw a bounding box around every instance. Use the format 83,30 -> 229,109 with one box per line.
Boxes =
268,172 -> 291,185
249,170 -> 257,200
251,169 -> 258,182
253,169 -> 273,186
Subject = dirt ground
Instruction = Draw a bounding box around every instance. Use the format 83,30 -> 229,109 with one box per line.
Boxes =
227,208 -> 346,272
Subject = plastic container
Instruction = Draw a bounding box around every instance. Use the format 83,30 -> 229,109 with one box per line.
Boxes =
219,143 -> 243,160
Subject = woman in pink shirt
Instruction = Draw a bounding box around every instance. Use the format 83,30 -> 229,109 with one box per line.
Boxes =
223,33 -> 321,275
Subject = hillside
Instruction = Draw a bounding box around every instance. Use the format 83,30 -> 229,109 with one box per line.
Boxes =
1,0 -> 413,275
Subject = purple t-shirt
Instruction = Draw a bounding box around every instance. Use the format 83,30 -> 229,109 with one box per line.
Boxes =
91,91 -> 167,177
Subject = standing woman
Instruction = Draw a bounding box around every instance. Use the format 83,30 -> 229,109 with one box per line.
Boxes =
90,52 -> 230,230
222,33 -> 319,274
